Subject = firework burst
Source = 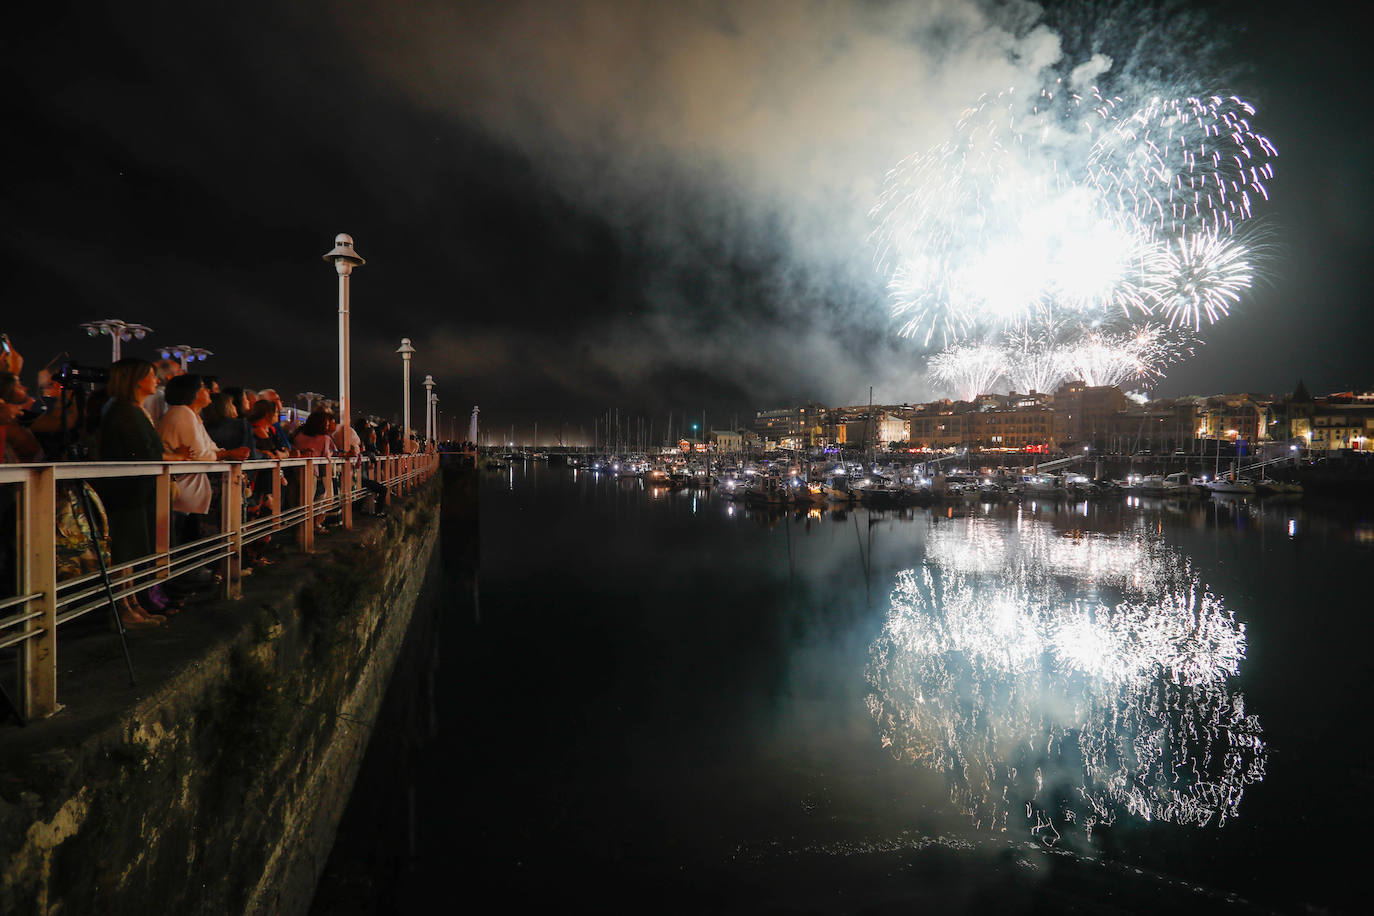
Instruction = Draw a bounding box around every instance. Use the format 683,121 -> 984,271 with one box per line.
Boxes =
875,81 -> 1276,383
928,343 -> 1008,401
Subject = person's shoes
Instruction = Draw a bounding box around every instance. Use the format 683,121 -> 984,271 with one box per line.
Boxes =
117,599 -> 163,629
116,614 -> 161,630
138,591 -> 180,616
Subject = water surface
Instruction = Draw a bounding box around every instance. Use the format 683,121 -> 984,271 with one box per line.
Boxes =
317,463 -> 1374,912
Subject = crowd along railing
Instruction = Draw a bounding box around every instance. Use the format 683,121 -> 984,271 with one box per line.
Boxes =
0,451 -> 438,723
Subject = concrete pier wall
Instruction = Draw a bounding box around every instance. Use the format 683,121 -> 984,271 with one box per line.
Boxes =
0,479 -> 441,915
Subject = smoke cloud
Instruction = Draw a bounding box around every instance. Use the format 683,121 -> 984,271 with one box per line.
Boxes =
323,0 -> 1083,411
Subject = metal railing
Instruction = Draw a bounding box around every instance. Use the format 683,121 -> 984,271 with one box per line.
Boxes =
0,452 -> 438,722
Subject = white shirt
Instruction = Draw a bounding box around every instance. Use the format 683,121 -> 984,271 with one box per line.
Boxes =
142,388 -> 169,424
331,424 -> 361,454
158,405 -> 218,514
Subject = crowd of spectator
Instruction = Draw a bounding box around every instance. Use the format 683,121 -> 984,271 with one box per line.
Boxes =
1,335 -> 428,630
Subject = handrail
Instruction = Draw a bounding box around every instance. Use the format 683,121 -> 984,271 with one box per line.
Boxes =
0,451 -> 439,722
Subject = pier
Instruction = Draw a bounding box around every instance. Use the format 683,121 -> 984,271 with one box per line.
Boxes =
0,455 -> 445,915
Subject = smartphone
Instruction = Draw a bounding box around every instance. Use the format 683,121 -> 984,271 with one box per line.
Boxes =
1,333 -> 11,356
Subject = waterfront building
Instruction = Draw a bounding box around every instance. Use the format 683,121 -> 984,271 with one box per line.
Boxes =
1197,393 -> 1269,444
752,403 -> 826,449
709,429 -> 743,453
967,402 -> 1055,450
1306,394 -> 1374,451
908,403 -> 968,449
1052,382 -> 1133,448
876,412 -> 911,449
1105,403 -> 1186,454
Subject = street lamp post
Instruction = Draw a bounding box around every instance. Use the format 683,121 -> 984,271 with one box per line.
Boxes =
296,391 -> 325,415
396,338 -> 415,449
321,233 -> 365,444
422,374 -> 436,443
160,345 -> 213,371
80,319 -> 152,363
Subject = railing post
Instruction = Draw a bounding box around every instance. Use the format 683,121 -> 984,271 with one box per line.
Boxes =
342,458 -> 354,530
22,466 -> 58,718
156,465 -> 172,582
300,459 -> 315,552
322,458 -> 335,522
271,460 -> 283,533
223,465 -> 243,599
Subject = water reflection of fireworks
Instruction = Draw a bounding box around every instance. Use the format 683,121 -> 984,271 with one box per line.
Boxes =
866,516 -> 1265,843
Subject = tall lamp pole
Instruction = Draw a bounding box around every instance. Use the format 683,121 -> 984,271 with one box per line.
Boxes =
322,233 -> 365,442
80,319 -> 152,363
396,338 -> 415,448
160,344 -> 212,372
295,391 -> 324,428
422,374 -> 436,443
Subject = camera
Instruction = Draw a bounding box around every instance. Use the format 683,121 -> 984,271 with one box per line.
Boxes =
53,361 -> 109,389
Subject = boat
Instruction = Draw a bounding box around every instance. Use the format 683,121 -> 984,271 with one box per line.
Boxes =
744,475 -> 791,507
1130,474 -> 1168,496
822,477 -> 857,504
1206,475 -> 1256,495
1017,474 -> 1067,499
1162,472 -> 1204,498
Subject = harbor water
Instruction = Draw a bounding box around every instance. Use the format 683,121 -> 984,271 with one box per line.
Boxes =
313,461 -> 1374,913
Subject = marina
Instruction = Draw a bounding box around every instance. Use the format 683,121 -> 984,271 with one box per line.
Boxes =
478,446 -> 1318,509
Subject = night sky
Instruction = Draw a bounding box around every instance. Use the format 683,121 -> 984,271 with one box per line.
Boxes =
3,1 -> 1369,444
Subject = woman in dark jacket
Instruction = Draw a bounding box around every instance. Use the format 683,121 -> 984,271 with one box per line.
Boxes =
94,358 -> 188,625
203,390 -> 261,457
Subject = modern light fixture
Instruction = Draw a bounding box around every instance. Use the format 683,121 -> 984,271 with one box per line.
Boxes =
80,319 -> 152,362
322,233 -> 365,444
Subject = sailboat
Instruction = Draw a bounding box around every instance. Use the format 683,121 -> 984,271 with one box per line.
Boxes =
1206,445 -> 1255,495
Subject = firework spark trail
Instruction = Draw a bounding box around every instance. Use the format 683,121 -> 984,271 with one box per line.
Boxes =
1060,325 -> 1180,388
1005,324 -> 1071,394
927,343 -> 1008,401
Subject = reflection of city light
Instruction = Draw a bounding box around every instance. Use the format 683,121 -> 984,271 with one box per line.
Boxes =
867,516 -> 1265,843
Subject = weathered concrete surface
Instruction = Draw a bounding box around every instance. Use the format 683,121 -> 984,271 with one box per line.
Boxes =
0,478 -> 440,915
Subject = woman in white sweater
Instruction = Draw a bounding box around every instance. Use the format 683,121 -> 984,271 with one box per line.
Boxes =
158,374 -> 250,543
